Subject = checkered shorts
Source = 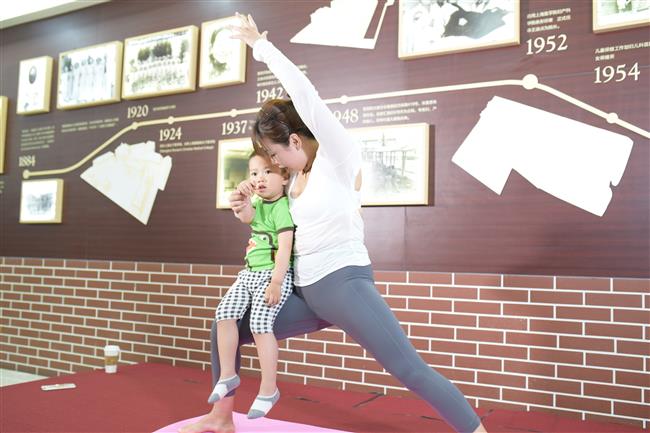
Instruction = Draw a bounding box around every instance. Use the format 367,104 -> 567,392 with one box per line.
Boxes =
215,268 -> 293,334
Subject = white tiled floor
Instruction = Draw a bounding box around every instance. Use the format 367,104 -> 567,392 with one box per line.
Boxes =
0,368 -> 46,386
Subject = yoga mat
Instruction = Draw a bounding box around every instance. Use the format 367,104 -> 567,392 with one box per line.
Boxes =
153,413 -> 352,433
3,363 -> 646,433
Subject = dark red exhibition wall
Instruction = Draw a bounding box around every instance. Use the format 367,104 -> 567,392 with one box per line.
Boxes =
0,0 -> 648,277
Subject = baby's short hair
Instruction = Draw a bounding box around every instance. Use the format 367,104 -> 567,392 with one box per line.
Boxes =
248,150 -> 289,178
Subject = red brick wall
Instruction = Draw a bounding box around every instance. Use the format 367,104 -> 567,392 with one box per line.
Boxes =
1,257 -> 648,428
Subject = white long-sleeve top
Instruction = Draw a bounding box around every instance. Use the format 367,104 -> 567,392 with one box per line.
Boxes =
253,39 -> 370,286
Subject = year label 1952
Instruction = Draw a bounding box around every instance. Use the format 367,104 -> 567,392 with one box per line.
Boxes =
526,34 -> 568,55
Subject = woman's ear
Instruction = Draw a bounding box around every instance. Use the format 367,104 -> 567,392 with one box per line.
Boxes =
289,133 -> 302,150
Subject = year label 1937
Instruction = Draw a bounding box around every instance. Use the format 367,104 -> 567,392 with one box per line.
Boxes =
222,120 -> 249,136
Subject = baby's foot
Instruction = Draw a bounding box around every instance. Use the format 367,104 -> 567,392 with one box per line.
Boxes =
208,375 -> 240,404
247,389 -> 280,419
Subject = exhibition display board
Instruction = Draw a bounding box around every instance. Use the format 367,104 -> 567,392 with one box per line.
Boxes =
0,0 -> 648,277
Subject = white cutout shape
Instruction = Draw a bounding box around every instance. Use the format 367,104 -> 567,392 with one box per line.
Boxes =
291,0 -> 394,49
452,96 -> 634,216
81,141 -> 172,224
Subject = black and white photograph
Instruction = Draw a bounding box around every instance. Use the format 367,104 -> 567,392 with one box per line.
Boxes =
57,41 -> 123,110
16,56 -> 53,114
200,16 -> 247,88
19,179 -> 64,224
216,137 -> 253,209
122,25 -> 198,100
593,0 -> 650,32
398,0 -> 520,59
349,123 -> 430,206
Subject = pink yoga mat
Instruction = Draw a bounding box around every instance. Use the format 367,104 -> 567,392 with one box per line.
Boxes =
153,413 -> 351,433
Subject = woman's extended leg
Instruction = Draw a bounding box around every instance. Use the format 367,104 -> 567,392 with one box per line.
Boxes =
179,293 -> 330,433
297,266 -> 484,433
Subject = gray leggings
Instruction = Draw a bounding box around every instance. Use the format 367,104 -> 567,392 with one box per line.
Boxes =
210,265 -> 480,433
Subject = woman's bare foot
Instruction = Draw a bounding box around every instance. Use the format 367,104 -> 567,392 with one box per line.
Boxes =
178,414 -> 234,433
178,398 -> 236,433
178,414 -> 235,433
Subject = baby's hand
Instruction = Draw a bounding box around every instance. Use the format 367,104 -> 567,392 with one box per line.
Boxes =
236,179 -> 255,197
264,282 -> 281,306
229,189 -> 250,213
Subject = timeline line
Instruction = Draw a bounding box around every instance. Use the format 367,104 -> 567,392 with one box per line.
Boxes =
23,73 -> 650,179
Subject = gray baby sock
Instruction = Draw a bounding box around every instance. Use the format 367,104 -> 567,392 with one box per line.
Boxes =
207,375 -> 240,404
247,388 -> 280,419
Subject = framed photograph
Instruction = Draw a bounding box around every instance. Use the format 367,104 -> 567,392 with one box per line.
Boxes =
349,123 -> 430,206
398,0 -> 520,59
0,96 -> 7,174
20,179 -> 64,224
16,56 -> 53,115
593,0 -> 650,33
122,25 -> 198,100
200,16 -> 247,88
216,137 -> 253,209
57,41 -> 123,110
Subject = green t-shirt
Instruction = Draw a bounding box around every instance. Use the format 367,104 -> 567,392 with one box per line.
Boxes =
245,196 -> 295,271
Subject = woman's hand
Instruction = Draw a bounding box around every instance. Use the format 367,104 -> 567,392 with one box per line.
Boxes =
228,13 -> 268,48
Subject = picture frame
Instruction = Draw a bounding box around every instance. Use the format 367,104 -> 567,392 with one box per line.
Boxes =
16,56 -> 53,115
57,41 -> 123,110
20,178 -> 64,224
216,137 -> 253,209
349,123 -> 430,206
0,96 -> 7,174
122,25 -> 198,100
398,0 -> 520,59
593,0 -> 650,33
200,16 -> 247,88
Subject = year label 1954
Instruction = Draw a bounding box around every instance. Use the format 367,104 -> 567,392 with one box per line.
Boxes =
594,63 -> 640,84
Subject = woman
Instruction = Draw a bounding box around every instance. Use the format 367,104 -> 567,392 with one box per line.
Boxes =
181,13 -> 486,433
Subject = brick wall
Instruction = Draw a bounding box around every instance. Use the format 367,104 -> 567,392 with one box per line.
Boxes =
1,256 -> 648,428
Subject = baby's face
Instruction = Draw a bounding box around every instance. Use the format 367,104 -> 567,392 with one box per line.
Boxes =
248,155 -> 287,201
